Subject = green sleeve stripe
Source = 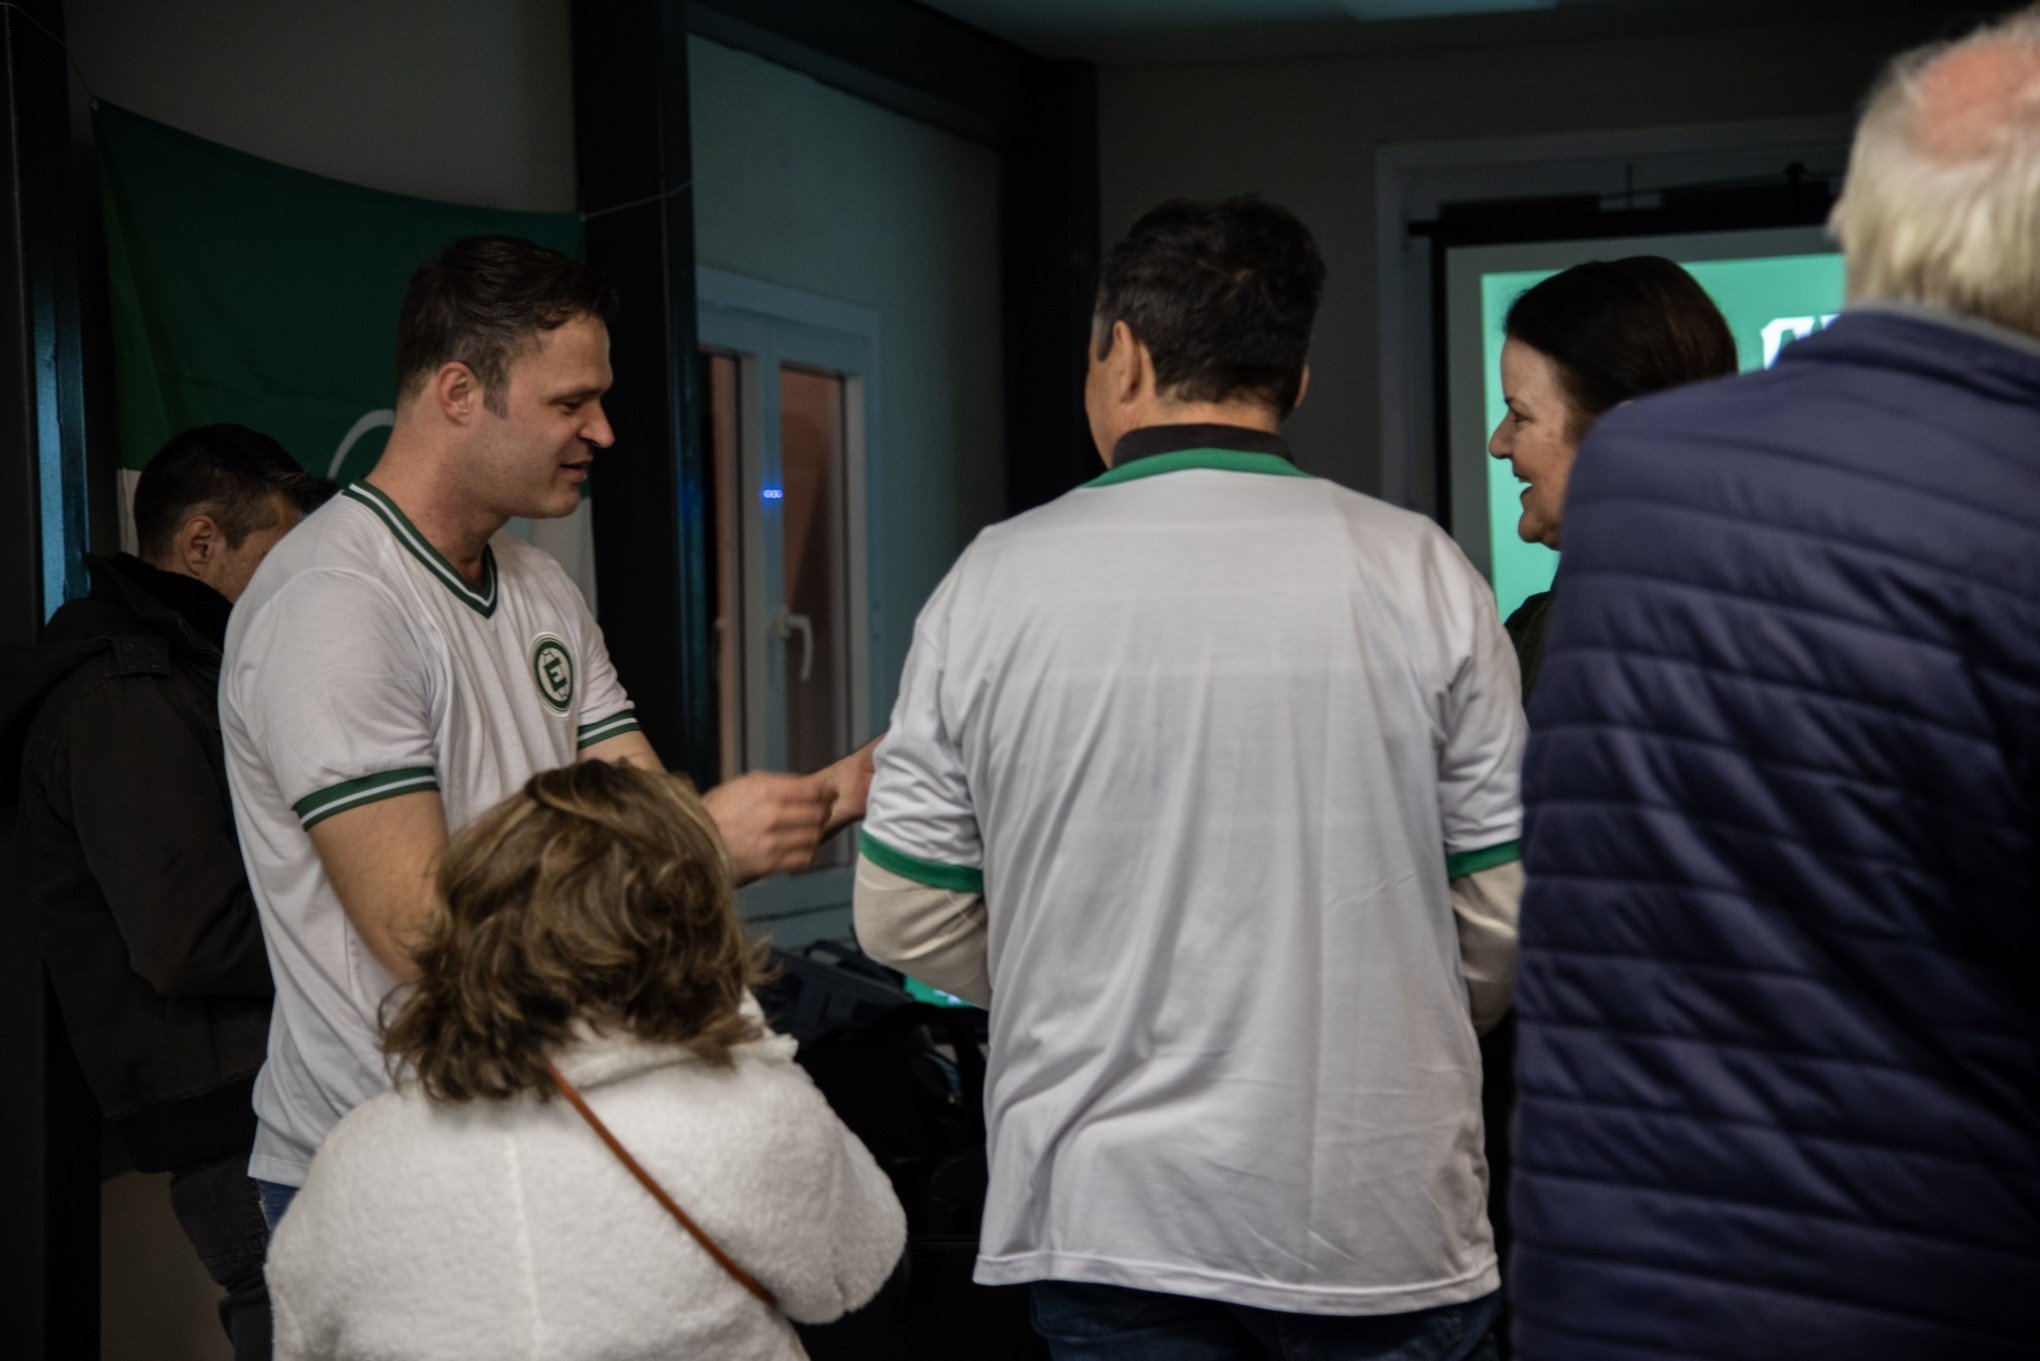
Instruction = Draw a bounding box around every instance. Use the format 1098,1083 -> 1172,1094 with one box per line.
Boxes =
1447,840 -> 1522,879
576,711 -> 643,749
294,767 -> 440,830
859,830 -> 985,893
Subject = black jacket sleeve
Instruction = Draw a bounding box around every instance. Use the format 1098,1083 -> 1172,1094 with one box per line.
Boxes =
55,675 -> 273,997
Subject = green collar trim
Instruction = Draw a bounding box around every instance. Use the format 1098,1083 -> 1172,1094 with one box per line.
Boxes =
344,482 -> 498,617
1086,448 -> 1314,489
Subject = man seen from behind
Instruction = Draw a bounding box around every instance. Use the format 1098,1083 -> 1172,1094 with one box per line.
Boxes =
856,197 -> 1527,1360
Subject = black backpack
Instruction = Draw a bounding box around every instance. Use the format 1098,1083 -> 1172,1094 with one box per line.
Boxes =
757,944 -> 1045,1360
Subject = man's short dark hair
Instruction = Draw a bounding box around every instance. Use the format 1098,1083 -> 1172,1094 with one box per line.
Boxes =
394,236 -> 614,412
134,424 -> 334,562
1093,196 -> 1325,415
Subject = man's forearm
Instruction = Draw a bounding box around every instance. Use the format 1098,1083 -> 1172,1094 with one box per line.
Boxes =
1453,858 -> 1524,1033
306,789 -> 449,984
852,854 -> 991,1007
578,727 -> 661,771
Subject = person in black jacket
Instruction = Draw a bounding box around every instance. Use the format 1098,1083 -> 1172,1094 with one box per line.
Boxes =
0,425 -> 332,1361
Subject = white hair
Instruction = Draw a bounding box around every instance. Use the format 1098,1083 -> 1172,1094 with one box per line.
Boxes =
1830,5 -> 2040,337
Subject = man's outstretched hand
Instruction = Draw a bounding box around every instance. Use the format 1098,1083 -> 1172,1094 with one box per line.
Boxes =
703,735 -> 882,884
703,772 -> 832,885
818,736 -> 881,836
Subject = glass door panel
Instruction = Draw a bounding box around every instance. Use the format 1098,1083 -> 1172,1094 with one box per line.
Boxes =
696,269 -> 875,922
777,367 -> 850,771
777,364 -> 852,866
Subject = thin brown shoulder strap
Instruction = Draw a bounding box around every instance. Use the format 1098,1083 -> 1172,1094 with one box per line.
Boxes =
544,1059 -> 780,1309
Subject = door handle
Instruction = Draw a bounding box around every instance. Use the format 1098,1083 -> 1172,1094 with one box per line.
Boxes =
771,605 -> 815,683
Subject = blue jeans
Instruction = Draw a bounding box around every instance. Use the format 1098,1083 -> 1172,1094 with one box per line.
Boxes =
256,1177 -> 299,1231
1031,1282 -> 1501,1361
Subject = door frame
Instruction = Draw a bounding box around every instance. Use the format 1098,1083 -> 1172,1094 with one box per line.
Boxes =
573,0 -> 1098,779
697,267 -> 879,936
696,266 -> 881,774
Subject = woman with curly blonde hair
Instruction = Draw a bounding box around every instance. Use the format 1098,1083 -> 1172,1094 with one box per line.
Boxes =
264,760 -> 904,1360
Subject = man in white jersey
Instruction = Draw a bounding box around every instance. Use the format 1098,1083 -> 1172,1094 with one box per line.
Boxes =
223,237 -> 867,1223
855,198 -> 1525,1360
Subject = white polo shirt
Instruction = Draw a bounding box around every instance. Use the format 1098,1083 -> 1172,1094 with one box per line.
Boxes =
221,482 -> 639,1187
862,426 -> 1525,1315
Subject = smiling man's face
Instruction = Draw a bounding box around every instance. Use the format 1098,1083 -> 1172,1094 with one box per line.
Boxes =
472,312 -> 616,521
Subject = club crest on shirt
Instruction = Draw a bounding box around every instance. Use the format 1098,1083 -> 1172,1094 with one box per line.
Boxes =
530,633 -> 575,715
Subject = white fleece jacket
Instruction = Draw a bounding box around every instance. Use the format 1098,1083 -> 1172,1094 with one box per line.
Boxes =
266,1025 -> 906,1361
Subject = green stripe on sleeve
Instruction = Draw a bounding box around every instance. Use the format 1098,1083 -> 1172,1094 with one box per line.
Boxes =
576,710 -> 643,749
293,767 -> 440,830
1446,840 -> 1522,879
859,830 -> 986,893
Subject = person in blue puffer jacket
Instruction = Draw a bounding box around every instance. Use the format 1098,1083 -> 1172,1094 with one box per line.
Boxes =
1511,9 -> 2040,1360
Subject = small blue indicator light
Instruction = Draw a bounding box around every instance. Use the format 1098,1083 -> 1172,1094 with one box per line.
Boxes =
762,487 -> 784,501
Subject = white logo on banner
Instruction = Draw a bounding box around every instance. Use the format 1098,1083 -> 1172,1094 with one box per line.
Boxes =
1761,315 -> 1841,368
330,409 -> 397,478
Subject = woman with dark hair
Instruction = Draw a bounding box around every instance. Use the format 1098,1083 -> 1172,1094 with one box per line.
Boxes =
1480,257 -> 1735,1354
1489,256 -> 1738,692
263,761 -> 905,1361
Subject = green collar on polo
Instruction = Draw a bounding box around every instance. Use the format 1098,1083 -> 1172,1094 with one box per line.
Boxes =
344,481 -> 499,617
1087,422 -> 1311,488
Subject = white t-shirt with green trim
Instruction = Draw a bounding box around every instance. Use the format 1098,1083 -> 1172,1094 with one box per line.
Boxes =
862,445 -> 1525,1315
222,482 -> 639,1186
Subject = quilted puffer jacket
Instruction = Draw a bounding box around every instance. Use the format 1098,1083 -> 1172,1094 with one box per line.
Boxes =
1512,307 -> 2040,1360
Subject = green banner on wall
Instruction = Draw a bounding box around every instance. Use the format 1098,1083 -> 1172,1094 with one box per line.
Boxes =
95,102 -> 582,481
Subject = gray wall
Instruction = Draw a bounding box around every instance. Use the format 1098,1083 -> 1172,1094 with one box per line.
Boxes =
1097,7 -> 1957,498
65,0 -> 575,211
690,35 -> 1005,711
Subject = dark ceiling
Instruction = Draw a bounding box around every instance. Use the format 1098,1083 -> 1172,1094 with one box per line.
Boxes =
915,0 -> 1992,66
